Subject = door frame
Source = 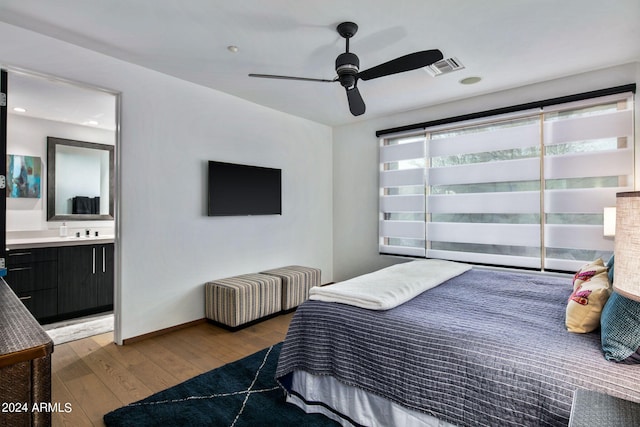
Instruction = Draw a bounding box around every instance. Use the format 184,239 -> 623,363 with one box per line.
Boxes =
1,70 -> 7,276
1,66 -> 122,343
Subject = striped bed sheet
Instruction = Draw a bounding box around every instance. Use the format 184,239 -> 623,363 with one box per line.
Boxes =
276,268 -> 640,426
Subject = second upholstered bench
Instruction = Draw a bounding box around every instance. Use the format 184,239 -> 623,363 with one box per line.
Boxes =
260,265 -> 321,311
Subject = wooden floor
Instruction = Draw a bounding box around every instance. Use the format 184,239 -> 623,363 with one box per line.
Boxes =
51,313 -> 294,426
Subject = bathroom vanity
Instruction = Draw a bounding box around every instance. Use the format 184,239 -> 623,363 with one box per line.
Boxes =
6,235 -> 114,323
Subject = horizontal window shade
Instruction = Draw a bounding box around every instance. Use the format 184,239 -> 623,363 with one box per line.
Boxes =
543,109 -> 633,145
379,135 -> 427,256
379,89 -> 633,272
380,140 -> 425,163
379,135 -> 426,257
542,94 -> 633,271
429,192 -> 540,214
544,149 -> 633,180
429,158 -> 540,186
545,224 -> 615,251
430,123 -> 539,157
380,195 -> 424,212
381,245 -> 425,257
427,249 -> 542,269
380,168 -> 424,187
545,187 -> 629,213
380,220 -> 425,239
428,223 -> 540,247
544,258 -> 594,272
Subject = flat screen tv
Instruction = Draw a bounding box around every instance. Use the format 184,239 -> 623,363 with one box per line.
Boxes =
208,161 -> 282,216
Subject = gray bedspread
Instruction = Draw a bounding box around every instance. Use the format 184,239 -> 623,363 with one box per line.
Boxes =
276,268 -> 640,426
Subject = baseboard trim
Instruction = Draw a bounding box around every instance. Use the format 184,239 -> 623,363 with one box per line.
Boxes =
122,318 -> 207,345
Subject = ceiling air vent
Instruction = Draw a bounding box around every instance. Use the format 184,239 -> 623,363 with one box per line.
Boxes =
425,57 -> 465,77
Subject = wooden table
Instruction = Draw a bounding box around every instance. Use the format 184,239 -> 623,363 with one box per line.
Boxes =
0,278 -> 53,427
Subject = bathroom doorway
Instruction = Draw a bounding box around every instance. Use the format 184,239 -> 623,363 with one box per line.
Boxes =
4,67 -> 120,343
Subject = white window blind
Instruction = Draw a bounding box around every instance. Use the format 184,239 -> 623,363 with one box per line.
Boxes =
379,92 -> 635,271
379,134 -> 426,256
542,94 -> 634,271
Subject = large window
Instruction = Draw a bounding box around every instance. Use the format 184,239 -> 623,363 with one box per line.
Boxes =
379,92 -> 635,272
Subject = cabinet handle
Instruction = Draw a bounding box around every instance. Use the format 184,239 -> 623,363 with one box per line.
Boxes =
19,295 -> 32,301
93,247 -> 96,274
102,247 -> 106,273
9,267 -> 32,272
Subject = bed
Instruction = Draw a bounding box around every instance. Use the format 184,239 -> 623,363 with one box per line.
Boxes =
275,260 -> 640,426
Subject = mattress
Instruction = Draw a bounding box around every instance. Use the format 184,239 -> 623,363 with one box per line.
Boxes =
276,268 -> 640,426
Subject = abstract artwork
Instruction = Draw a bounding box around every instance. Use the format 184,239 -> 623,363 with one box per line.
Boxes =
7,155 -> 42,198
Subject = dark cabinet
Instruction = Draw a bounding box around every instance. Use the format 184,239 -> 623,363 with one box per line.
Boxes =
5,243 -> 114,322
58,243 -> 114,315
5,247 -> 58,321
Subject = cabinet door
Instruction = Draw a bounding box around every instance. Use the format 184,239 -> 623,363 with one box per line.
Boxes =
96,244 -> 114,307
58,245 -> 97,314
6,248 -> 58,321
17,288 -> 58,320
6,261 -> 58,293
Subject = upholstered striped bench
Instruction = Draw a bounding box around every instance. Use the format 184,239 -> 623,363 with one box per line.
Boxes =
261,265 -> 321,311
205,273 -> 282,329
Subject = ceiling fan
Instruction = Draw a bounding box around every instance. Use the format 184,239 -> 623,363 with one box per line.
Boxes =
249,22 -> 443,116
249,22 -> 444,117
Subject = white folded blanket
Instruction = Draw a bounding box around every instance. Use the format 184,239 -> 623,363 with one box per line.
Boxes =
309,259 -> 471,310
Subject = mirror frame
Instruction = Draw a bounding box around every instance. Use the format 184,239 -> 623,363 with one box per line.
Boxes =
47,136 -> 115,221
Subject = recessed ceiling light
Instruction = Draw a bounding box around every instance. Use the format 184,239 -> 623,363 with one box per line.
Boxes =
13,107 -> 27,113
227,45 -> 239,53
459,76 -> 482,85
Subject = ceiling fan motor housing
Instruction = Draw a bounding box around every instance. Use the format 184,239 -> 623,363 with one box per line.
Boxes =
336,52 -> 359,89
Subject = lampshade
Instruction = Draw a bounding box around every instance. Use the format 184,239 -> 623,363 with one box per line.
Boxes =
603,207 -> 616,237
613,192 -> 640,302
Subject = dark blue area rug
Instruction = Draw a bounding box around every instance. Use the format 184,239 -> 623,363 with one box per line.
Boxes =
103,342 -> 337,427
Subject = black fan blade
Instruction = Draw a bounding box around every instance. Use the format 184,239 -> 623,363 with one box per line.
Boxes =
249,73 -> 335,83
357,49 -> 443,81
346,86 -> 365,116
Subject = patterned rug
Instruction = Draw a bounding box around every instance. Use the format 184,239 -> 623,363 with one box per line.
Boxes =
103,343 -> 338,426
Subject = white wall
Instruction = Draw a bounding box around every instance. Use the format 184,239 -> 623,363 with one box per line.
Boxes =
332,62 -> 640,282
0,22 -> 333,342
6,114 -> 114,231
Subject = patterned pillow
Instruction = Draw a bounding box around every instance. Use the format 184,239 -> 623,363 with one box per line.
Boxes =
601,291 -> 640,363
565,259 -> 612,333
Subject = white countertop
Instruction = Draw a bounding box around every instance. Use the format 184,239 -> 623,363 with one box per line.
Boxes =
7,235 -> 115,250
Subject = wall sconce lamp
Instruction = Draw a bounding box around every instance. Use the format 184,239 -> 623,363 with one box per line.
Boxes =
603,206 -> 616,238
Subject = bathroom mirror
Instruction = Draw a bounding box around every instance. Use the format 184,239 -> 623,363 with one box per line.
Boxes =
47,137 -> 114,221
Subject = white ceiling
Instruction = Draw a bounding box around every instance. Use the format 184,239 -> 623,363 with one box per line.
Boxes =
6,71 -> 117,131
1,0 -> 639,127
